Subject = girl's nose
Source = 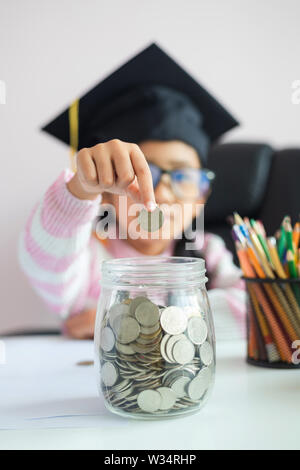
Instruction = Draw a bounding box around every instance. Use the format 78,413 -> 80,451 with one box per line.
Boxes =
154,174 -> 176,205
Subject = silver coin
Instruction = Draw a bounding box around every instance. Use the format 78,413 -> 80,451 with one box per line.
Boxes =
170,376 -> 191,398
109,303 -> 130,326
199,341 -> 213,366
126,393 -> 139,402
100,326 -> 115,352
157,387 -> 177,410
187,375 -> 207,401
135,377 -> 159,386
197,366 -> 212,388
138,207 -> 164,232
112,316 -> 140,344
100,350 -> 117,362
136,333 -> 162,346
130,341 -> 158,354
115,387 -> 134,399
181,368 -> 198,378
135,301 -> 160,327
101,361 -> 118,387
173,402 -> 188,409
172,338 -> 195,365
111,379 -> 130,392
114,291 -> 130,304
183,306 -> 202,319
172,368 -> 195,381
115,341 -> 136,355
187,317 -> 208,345
160,306 -> 188,335
129,296 -> 150,315
139,327 -> 161,340
160,333 -> 172,363
165,334 -> 187,363
147,353 -> 162,363
162,368 -> 186,386
140,323 -> 161,335
109,396 -> 128,406
137,389 -> 162,412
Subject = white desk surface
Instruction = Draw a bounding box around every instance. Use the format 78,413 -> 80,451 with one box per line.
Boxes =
0,335 -> 299,450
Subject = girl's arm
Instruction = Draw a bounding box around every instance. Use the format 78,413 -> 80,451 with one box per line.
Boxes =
18,140 -> 156,326
18,169 -> 102,319
201,233 -> 246,340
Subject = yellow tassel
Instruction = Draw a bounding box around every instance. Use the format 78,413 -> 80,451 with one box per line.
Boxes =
69,99 -> 79,172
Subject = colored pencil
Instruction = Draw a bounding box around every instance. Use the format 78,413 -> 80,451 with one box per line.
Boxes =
235,241 -> 292,362
232,214 -> 300,365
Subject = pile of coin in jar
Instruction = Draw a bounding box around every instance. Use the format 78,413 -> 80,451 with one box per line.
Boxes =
99,295 -> 214,416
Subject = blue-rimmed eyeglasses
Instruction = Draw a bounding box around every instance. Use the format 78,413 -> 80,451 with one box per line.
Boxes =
148,162 -> 215,201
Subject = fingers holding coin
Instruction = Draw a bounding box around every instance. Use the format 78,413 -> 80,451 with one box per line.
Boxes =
128,144 -> 157,211
71,140 -> 157,212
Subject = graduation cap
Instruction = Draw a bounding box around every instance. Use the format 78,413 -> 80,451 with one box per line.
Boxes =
42,43 -> 239,166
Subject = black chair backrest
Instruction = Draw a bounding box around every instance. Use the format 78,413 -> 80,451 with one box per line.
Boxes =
205,142 -> 300,263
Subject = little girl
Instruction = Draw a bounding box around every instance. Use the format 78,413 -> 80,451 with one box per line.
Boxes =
19,46 -> 246,340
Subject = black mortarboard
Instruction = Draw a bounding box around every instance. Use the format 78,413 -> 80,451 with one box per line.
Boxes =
42,43 -> 239,163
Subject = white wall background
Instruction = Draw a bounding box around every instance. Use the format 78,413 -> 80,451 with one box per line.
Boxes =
1,0 -> 300,333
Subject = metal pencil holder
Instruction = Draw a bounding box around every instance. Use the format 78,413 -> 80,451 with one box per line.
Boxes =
243,277 -> 300,368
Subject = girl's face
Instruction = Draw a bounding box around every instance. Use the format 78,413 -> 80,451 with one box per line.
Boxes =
105,140 -> 207,255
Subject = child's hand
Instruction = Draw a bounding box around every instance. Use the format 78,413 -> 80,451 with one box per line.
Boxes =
63,309 -> 96,340
67,139 -> 156,211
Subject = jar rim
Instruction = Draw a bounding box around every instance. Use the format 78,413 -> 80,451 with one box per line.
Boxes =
101,256 -> 207,288
103,256 -> 205,271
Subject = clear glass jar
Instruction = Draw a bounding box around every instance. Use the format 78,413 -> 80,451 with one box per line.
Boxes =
94,257 -> 216,419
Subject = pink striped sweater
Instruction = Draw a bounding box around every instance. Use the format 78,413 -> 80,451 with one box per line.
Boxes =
19,169 -> 246,340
